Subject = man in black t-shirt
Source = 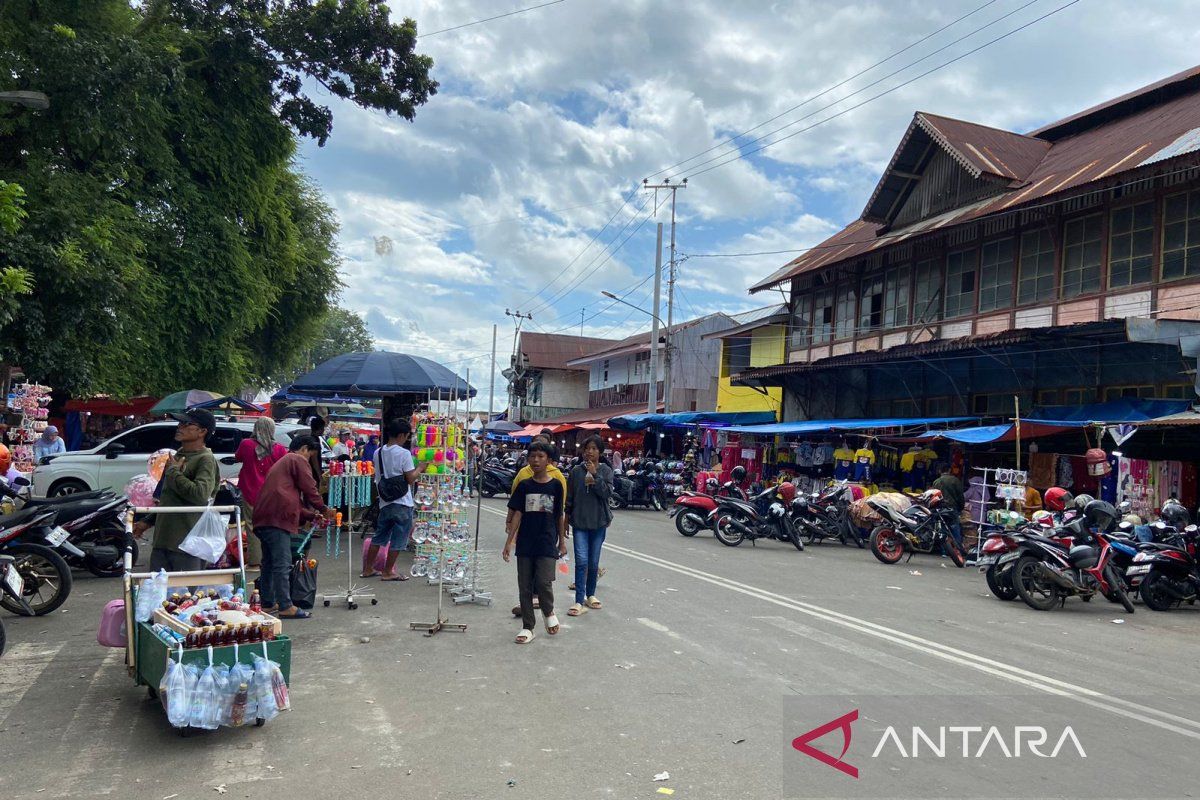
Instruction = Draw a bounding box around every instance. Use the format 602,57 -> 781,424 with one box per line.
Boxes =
504,441 -> 566,643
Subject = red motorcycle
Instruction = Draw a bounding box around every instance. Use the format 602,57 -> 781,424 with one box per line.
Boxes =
669,478 -> 746,537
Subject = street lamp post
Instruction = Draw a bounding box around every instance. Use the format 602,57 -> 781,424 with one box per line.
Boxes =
601,289 -> 666,415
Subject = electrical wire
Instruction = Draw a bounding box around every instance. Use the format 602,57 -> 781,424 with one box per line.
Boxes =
419,0 -> 567,38
645,0 -> 1003,180
684,0 -> 1082,180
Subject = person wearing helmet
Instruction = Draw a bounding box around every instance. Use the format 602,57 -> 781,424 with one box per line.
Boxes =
930,463 -> 964,546
1043,487 -> 1073,514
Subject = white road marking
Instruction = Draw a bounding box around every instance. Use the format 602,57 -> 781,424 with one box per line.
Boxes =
0,642 -> 64,728
482,502 -> 1200,737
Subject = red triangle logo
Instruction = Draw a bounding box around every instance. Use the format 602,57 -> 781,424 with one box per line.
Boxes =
791,709 -> 859,779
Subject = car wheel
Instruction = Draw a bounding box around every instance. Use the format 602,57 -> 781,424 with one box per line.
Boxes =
49,479 -> 91,498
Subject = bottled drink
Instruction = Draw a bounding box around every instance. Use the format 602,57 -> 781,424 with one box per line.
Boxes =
248,589 -> 262,614
184,630 -> 199,649
259,622 -> 275,642
230,683 -> 249,727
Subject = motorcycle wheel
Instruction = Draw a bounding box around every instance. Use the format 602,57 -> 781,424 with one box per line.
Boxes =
985,565 -> 1018,601
713,514 -> 745,547
869,527 -> 905,564
942,536 -> 965,568
674,512 -> 702,537
0,543 -> 73,616
1139,571 -> 1177,612
84,524 -> 137,578
1013,556 -> 1058,611
1104,564 -> 1135,614
789,523 -> 806,552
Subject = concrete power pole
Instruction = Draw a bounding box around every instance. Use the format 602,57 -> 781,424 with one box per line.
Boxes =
504,309 -> 532,422
643,178 -> 685,413
648,223 -> 663,414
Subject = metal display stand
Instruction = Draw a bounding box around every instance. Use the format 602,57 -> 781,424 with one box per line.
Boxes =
321,474 -> 377,610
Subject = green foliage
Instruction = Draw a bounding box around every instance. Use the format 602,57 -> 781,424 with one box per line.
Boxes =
0,1 -> 435,396
0,181 -> 32,325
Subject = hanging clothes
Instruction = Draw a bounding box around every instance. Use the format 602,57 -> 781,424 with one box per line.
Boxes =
852,447 -> 875,483
1028,452 -> 1056,490
964,476 -> 991,526
1099,454 -> 1119,503
832,445 -> 855,481
1056,457 -> 1074,491
1180,463 -> 1198,509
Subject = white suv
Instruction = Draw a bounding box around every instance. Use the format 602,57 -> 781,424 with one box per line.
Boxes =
31,420 -> 308,497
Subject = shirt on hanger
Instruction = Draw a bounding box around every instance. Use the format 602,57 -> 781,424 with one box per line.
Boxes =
832,446 -> 855,480
852,448 -> 875,482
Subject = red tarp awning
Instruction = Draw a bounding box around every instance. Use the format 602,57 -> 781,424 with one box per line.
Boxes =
63,395 -> 159,416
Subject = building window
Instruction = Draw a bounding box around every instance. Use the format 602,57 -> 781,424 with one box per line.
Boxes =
925,396 -> 951,416
913,258 -> 943,323
1162,189 -> 1200,280
978,239 -> 1014,312
1036,389 -> 1058,406
633,351 -> 650,378
1061,214 -> 1103,298
883,266 -> 910,328
602,359 -> 609,382
1161,382 -> 1193,400
790,295 -> 812,348
1103,385 -> 1155,401
811,287 -> 834,344
944,249 -> 977,318
859,275 -> 885,332
723,339 -> 751,376
892,399 -> 919,416
1109,201 -> 1154,288
1018,229 -> 1056,305
834,284 -> 857,340
971,393 -> 1022,415
1061,387 -> 1094,406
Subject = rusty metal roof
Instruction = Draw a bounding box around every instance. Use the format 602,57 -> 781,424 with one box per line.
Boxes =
566,313 -> 734,365
517,332 -> 617,371
752,65 -> 1200,294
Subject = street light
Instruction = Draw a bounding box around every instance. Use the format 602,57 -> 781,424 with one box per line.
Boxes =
600,290 -> 665,327
0,91 -> 50,110
601,289 -> 665,415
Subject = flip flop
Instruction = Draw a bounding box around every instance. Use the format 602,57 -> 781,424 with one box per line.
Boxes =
544,613 -> 560,635
568,582 -> 576,590
585,596 -> 602,609
567,603 -> 586,616
278,609 -> 312,619
380,573 -> 410,581
360,571 -> 380,578
515,629 -> 535,644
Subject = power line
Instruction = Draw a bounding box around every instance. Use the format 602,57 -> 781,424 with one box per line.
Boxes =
684,0 -> 1082,181
419,0 -> 567,38
373,197 -> 617,244
645,0 -> 1002,181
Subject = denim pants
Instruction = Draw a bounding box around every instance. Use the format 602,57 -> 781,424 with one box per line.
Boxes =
371,503 -> 414,551
572,527 -> 607,604
254,526 -> 293,611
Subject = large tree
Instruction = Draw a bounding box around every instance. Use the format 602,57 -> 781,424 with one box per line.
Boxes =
0,1 -> 436,395
267,306 -> 376,387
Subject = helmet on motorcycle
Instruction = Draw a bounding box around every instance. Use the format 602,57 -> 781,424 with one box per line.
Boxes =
731,465 -> 747,482
1160,500 -> 1191,528
1072,494 -> 1094,512
1083,499 -> 1118,532
625,469 -> 637,477
918,488 -> 944,507
705,478 -> 718,492
1042,487 -> 1072,512
0,443 -> 9,474
1031,510 -> 1054,526
775,482 -> 797,504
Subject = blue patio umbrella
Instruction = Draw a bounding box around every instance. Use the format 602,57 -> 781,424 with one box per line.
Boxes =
290,351 -> 476,399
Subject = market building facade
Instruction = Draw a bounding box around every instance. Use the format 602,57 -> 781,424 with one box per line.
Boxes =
737,64 -> 1200,434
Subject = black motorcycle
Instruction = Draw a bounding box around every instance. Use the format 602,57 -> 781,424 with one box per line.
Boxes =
1,478 -> 131,577
0,507 -> 73,616
867,491 -> 964,567
619,467 -> 667,511
479,461 -> 516,497
1127,524 -> 1200,611
0,555 -> 35,655
711,485 -> 804,550
791,483 -> 863,547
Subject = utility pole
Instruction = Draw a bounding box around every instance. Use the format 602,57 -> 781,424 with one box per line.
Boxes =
648,223 -> 664,414
580,307 -> 584,338
504,309 -> 532,422
642,178 -> 686,413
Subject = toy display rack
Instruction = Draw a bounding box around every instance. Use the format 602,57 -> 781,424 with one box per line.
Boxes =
321,474 -> 377,610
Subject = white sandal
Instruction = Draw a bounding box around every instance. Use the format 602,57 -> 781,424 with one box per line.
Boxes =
567,603 -> 586,616
515,629 -> 535,644
585,595 -> 602,609
544,613 -> 561,634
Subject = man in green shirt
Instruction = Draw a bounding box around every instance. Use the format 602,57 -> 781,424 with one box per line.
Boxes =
150,408 -> 221,571
931,464 -> 965,548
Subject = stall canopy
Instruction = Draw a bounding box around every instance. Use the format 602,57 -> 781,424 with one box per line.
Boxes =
149,390 -> 226,415
1025,397 -> 1191,424
290,351 -> 475,399
917,422 -> 1082,444
63,395 -> 158,416
717,416 -> 975,436
607,411 -> 777,431
189,395 -> 265,414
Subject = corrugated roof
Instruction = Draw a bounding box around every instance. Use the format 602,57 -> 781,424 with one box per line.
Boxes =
566,313 -> 734,365
529,401 -> 662,425
701,303 -> 789,340
517,332 -> 618,371
918,112 -> 1051,182
752,65 -> 1200,294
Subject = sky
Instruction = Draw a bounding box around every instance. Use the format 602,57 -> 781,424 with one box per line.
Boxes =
294,0 -> 1200,411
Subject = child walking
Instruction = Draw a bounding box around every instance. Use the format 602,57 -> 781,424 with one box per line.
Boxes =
503,442 -> 567,643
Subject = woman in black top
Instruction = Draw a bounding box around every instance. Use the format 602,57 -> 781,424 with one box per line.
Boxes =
566,435 -> 614,616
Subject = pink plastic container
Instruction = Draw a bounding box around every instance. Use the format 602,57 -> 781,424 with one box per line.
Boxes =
96,599 -> 127,648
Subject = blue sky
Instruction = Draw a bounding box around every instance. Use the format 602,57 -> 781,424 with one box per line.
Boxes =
294,0 -> 1200,410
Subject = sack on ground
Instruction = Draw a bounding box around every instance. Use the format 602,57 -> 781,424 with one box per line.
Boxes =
179,505 -> 228,564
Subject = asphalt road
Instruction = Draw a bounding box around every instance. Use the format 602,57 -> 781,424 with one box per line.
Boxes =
2,501 -> 1198,799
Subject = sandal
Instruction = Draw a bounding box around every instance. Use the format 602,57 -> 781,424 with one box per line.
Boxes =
585,596 -> 602,609
278,608 -> 312,619
544,613 -> 560,635
380,573 -> 409,581
360,570 -> 380,579
567,603 -> 586,616
515,629 -> 535,644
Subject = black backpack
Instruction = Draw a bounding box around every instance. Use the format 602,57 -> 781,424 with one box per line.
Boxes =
375,446 -> 410,502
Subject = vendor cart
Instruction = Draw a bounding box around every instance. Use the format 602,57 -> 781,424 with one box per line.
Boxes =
122,506 -> 292,731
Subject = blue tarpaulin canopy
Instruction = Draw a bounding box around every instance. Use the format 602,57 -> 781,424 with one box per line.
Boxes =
607,411 -> 777,431
1025,398 -> 1191,424
716,416 -> 975,436
918,422 -> 1083,444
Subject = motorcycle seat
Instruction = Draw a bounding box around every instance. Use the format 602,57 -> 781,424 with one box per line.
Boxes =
21,490 -> 114,506
0,506 -> 55,528
1068,545 -> 1098,568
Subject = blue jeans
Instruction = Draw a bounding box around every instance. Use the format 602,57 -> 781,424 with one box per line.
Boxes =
573,527 -> 607,604
372,503 -> 414,551
254,526 -> 293,611
949,520 -> 963,548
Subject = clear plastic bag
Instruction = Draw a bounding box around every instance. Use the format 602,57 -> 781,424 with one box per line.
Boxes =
252,655 -> 278,723
135,569 -> 169,623
179,504 -> 228,564
190,667 -> 219,730
164,647 -> 196,728
268,659 -> 289,711
228,661 -> 257,724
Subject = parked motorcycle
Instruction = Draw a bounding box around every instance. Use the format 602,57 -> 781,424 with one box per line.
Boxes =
867,489 -> 965,567
791,482 -> 862,547
1011,500 -> 1135,613
711,483 -> 804,550
0,477 -> 131,577
0,555 -> 35,655
669,479 -> 746,536
479,462 -> 516,498
0,507 -> 73,616
1126,522 -> 1199,611
619,465 -> 667,511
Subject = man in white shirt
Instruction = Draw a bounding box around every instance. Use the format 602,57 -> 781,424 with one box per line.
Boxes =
331,430 -> 354,459
362,418 -> 418,580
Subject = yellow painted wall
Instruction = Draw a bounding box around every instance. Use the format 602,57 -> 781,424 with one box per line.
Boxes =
715,324 -> 785,418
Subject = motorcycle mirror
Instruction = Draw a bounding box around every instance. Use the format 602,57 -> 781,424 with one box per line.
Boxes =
12,477 -> 30,487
